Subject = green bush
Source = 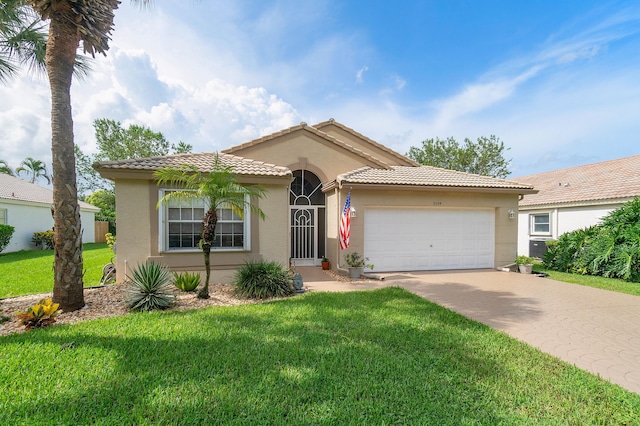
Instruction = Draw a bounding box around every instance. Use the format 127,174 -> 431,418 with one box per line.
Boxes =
543,197 -> 640,282
233,260 -> 294,299
126,261 -> 176,312
0,224 -> 15,253
173,271 -> 201,292
31,230 -> 54,249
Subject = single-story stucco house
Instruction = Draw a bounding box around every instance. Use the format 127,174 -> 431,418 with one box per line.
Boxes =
0,173 -> 100,253
95,119 -> 536,284
514,154 -> 640,258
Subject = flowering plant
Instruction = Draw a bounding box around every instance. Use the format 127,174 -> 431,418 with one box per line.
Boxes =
344,252 -> 374,269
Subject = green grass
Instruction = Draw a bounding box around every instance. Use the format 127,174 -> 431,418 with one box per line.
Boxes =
1,288 -> 638,425
533,263 -> 640,297
0,243 -> 113,298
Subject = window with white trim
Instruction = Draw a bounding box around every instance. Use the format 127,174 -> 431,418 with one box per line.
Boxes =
530,213 -> 550,235
161,191 -> 249,252
0,209 -> 6,225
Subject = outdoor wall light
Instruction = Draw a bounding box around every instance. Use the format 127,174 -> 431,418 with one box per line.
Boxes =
350,207 -> 356,218
508,209 -> 516,219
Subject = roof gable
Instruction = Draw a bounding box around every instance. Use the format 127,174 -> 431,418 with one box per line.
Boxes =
0,173 -> 98,210
313,119 -> 419,167
222,122 -> 392,170
513,154 -> 640,207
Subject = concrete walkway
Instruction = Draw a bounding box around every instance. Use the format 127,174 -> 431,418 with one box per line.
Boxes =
297,267 -> 640,395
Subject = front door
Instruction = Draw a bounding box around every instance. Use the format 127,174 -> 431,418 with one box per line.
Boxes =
289,170 -> 325,266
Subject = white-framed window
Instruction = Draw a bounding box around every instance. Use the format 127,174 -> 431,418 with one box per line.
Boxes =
530,213 -> 551,235
159,190 -> 250,252
0,209 -> 6,225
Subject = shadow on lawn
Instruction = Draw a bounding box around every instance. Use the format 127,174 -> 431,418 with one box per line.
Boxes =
2,288 -> 634,424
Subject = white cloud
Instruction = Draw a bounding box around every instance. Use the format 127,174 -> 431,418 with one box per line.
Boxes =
356,66 -> 369,84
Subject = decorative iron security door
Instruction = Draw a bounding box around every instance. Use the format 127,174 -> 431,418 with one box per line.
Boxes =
289,170 -> 325,266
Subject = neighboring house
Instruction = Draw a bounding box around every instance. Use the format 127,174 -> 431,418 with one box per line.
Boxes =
513,154 -> 640,258
95,119 -> 535,284
0,173 -> 100,252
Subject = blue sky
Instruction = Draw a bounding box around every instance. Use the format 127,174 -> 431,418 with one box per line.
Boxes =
1,0 -> 639,180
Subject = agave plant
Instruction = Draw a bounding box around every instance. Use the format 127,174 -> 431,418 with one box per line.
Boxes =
126,261 -> 176,312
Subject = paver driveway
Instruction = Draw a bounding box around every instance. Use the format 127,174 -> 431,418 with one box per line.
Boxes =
301,267 -> 640,395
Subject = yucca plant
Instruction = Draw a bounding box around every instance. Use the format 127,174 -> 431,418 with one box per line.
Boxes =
126,261 -> 176,312
233,260 -> 295,299
173,271 -> 201,292
14,298 -> 61,330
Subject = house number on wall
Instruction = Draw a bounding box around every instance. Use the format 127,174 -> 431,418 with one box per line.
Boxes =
432,201 -> 442,206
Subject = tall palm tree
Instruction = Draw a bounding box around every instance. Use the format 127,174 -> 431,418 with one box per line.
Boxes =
21,0 -> 148,311
16,156 -> 51,184
0,159 -> 14,176
154,156 -> 266,299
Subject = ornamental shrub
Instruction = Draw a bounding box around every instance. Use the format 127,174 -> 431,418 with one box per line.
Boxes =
0,224 -> 15,253
126,261 -> 176,312
173,271 -> 201,292
14,298 -> 61,330
543,197 -> 640,282
31,230 -> 54,249
233,260 -> 294,299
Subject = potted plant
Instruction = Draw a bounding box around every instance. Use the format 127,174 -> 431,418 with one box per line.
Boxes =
344,252 -> 374,279
321,256 -> 331,270
516,255 -> 535,274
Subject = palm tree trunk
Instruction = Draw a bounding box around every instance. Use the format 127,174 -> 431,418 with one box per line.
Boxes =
46,4 -> 84,311
198,208 -> 218,299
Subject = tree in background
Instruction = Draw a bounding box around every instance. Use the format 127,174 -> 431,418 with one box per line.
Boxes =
16,156 -> 51,184
85,189 -> 115,234
155,157 -> 266,299
407,135 -> 511,179
76,118 -> 193,195
0,159 -> 14,175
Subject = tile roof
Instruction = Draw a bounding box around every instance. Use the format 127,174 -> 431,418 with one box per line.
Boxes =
222,122 -> 392,169
338,165 -> 535,191
313,119 -> 420,167
0,173 -> 98,210
95,152 -> 292,177
513,154 -> 640,207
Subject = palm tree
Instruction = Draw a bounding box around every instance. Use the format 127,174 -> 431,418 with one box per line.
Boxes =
18,0 -> 148,311
154,156 -> 266,299
0,159 -> 14,175
16,157 -> 51,184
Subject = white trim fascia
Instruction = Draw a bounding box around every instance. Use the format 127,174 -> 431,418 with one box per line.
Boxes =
519,197 -> 635,211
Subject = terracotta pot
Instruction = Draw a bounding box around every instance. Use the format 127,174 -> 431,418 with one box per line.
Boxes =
321,261 -> 330,270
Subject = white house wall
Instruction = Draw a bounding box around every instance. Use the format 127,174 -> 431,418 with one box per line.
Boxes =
0,200 -> 96,253
517,203 -> 620,256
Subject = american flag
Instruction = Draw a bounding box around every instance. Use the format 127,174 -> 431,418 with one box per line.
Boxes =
339,191 -> 351,250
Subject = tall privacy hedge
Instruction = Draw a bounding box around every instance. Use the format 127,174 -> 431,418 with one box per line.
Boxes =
543,197 -> 640,282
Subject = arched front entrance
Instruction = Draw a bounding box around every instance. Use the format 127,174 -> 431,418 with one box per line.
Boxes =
290,170 -> 325,266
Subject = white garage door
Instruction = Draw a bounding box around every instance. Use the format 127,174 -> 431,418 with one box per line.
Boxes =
364,208 -> 495,272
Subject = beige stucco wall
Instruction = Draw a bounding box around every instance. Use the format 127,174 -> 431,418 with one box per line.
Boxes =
329,186 -> 519,271
225,132 -> 380,184
113,178 -> 290,284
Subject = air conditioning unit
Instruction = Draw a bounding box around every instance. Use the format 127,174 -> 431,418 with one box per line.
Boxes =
529,239 -> 550,259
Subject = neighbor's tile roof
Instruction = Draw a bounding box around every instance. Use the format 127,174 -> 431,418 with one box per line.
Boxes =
0,173 -> 98,210
338,165 -> 535,190
95,152 -> 292,177
513,154 -> 640,207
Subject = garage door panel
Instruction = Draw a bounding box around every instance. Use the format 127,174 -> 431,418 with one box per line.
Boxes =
365,208 -> 495,272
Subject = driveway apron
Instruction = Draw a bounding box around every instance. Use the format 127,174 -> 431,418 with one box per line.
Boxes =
300,267 -> 640,395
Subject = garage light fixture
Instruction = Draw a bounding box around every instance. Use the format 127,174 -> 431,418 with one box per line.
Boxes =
508,209 -> 516,219
350,207 -> 356,218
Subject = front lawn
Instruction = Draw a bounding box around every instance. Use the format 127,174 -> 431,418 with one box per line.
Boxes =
1,288 -> 638,424
534,263 -> 640,297
0,243 -> 113,298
